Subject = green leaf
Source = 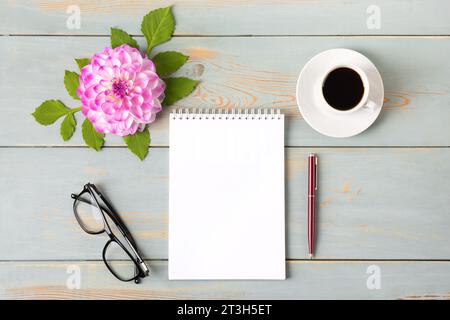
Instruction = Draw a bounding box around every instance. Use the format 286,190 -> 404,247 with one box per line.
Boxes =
123,127 -> 150,160
82,119 -> 105,151
163,77 -> 199,106
110,27 -> 139,49
64,70 -> 80,100
141,6 -> 174,55
32,100 -> 71,125
75,58 -> 90,70
60,113 -> 77,141
153,51 -> 188,77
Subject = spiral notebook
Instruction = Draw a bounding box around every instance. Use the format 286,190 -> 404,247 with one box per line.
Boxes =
169,109 -> 285,280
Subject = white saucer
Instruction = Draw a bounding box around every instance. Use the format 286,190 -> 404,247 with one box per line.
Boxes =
296,49 -> 384,138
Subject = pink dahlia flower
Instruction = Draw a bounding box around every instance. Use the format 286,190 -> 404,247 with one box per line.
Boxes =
77,45 -> 165,136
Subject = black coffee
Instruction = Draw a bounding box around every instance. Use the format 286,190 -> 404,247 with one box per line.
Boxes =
322,67 -> 365,111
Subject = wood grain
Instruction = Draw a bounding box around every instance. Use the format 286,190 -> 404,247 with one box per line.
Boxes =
1,0 -> 449,36
1,36 -> 450,146
1,1 -> 449,300
0,148 -> 448,260
1,261 -> 450,299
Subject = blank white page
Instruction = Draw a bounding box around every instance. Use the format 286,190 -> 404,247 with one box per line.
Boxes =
169,111 -> 285,280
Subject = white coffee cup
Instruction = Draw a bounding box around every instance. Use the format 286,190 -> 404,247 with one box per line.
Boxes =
318,64 -> 378,115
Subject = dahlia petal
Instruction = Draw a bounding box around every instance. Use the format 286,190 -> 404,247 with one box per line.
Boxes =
81,65 -> 93,78
80,95 -> 89,107
137,123 -> 146,132
109,124 -> 119,135
93,123 -> 106,134
94,92 -> 106,106
111,58 -> 121,68
113,109 -> 129,121
88,99 -> 100,111
132,86 -> 143,95
98,66 -> 113,79
125,116 -> 134,129
151,98 -> 162,113
81,106 -> 89,117
117,50 -> 132,65
87,110 -> 100,123
130,106 -> 144,120
122,98 -> 132,110
146,112 -> 157,124
131,95 -> 144,107
134,73 -> 151,88
84,86 -> 97,99
141,59 -> 155,72
121,121 -> 137,135
151,84 -> 165,99
101,102 -> 115,115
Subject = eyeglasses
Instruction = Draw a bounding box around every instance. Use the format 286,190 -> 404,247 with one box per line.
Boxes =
71,183 -> 150,283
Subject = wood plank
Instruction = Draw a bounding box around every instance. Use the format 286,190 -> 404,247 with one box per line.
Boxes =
0,147 -> 449,260
1,1 -> 449,36
1,260 -> 450,299
1,36 -> 450,146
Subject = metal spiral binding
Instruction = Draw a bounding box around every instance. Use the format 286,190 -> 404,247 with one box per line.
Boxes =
171,108 -> 282,120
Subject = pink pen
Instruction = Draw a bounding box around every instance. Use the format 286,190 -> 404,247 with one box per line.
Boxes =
308,153 -> 318,258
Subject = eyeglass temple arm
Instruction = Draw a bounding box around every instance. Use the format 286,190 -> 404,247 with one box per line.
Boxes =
95,194 -> 149,275
95,193 -> 139,245
71,193 -> 113,216
71,193 -> 139,249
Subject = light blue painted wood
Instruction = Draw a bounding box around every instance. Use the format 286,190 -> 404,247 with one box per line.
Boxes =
1,260 -> 450,299
0,0 -> 449,300
1,0 -> 449,36
1,36 -> 449,146
0,148 -> 448,260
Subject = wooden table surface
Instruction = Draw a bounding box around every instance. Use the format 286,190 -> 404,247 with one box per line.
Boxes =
1,0 -> 449,300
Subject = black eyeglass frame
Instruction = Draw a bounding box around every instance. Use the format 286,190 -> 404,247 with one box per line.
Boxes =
71,183 -> 149,283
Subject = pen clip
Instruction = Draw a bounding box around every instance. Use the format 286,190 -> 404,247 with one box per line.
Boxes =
314,156 -> 318,190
